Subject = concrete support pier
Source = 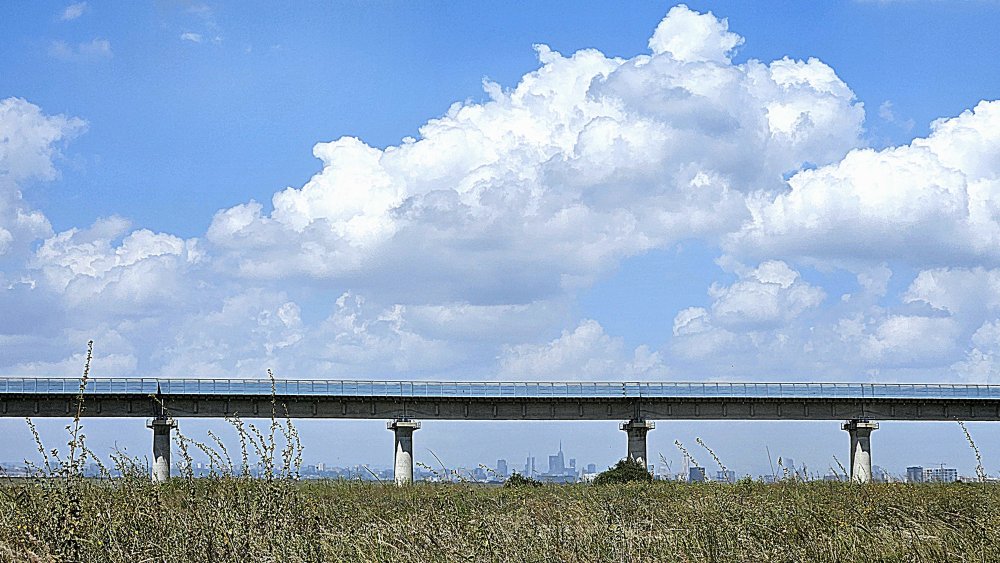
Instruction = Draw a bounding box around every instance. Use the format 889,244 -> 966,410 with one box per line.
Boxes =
620,419 -> 655,467
387,419 -> 421,485
147,417 -> 177,483
842,419 -> 878,483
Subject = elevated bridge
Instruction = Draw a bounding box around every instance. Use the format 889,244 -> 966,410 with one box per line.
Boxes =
3,377 -> 997,484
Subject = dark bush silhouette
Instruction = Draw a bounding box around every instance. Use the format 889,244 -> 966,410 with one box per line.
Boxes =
593,458 -> 653,485
504,473 -> 543,488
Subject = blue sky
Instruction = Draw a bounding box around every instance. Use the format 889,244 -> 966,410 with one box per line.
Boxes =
3,1 -> 1000,477
5,0 -> 999,236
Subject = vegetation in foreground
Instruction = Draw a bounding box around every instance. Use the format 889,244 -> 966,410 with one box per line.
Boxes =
3,344 -> 996,562
592,458 -> 654,485
1,477 -> 999,562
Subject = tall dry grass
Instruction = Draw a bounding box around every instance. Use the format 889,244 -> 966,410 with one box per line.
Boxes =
1,346 -> 998,561
1,478 -> 999,562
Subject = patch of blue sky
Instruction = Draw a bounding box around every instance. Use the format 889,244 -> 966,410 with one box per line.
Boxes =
4,1 -> 997,238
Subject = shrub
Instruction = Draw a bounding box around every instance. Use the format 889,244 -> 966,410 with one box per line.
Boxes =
504,472 -> 543,488
593,458 -> 653,485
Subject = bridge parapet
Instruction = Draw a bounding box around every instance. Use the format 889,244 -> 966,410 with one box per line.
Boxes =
3,378 -> 1000,401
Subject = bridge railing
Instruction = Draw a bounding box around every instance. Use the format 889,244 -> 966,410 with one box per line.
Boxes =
0,378 -> 160,394
1,378 -> 1000,400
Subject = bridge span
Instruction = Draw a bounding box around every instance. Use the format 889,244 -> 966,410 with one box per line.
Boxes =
3,378 -> 998,484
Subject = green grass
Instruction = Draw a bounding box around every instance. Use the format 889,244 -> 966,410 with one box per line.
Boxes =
1,478 -> 998,562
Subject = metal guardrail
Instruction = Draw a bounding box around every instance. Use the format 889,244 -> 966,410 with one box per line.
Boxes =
0,378 -> 999,400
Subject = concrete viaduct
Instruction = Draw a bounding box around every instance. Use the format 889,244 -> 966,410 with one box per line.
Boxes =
3,378 -> 999,484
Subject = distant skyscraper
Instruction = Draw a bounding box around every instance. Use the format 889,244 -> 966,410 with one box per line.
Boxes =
689,466 -> 706,483
586,463 -> 597,474
906,466 -> 924,483
548,442 -> 565,475
496,459 -> 508,477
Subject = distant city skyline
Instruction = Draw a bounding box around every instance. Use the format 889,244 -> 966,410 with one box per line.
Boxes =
6,416 -> 999,481
1,438 -> 982,484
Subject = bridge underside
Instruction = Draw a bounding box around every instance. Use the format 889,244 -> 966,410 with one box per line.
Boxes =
3,395 -> 1000,421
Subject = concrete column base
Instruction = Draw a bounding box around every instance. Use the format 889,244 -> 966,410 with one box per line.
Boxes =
388,419 -> 421,485
842,419 -> 878,483
620,419 -> 655,467
147,417 -> 177,483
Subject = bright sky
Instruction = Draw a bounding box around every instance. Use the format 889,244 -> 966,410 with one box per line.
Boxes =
3,1 -> 1000,477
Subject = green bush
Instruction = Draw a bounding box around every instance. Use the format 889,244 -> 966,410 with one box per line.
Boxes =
504,472 -> 543,488
592,458 -> 653,485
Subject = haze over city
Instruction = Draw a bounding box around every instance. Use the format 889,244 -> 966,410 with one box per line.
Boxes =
3,1 -> 1000,478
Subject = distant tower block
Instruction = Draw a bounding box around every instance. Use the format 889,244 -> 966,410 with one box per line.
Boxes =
147,417 -> 177,483
620,419 -> 655,466
842,420 -> 878,483
387,419 -> 421,485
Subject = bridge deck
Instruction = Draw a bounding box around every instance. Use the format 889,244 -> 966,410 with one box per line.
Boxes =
1,378 -> 998,421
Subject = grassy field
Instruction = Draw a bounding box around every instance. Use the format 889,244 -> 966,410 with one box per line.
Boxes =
4,355 -> 994,562
1,477 -> 998,562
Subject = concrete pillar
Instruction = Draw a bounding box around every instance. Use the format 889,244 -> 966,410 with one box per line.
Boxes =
387,419 -> 420,485
842,419 -> 878,483
620,419 -> 655,467
147,417 -> 177,483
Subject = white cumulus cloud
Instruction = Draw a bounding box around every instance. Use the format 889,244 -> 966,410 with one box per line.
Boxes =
0,98 -> 85,260
708,260 -> 826,330
499,319 -> 668,379
729,100 -> 1000,269
670,261 -> 824,363
207,5 -> 864,307
648,4 -> 743,63
49,38 -> 112,61
32,217 -> 203,310
60,2 -> 87,21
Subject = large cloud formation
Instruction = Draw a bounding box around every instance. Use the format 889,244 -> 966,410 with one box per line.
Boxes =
0,97 -> 84,261
730,100 -> 1000,268
206,4 -> 863,305
4,5 -> 1000,384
